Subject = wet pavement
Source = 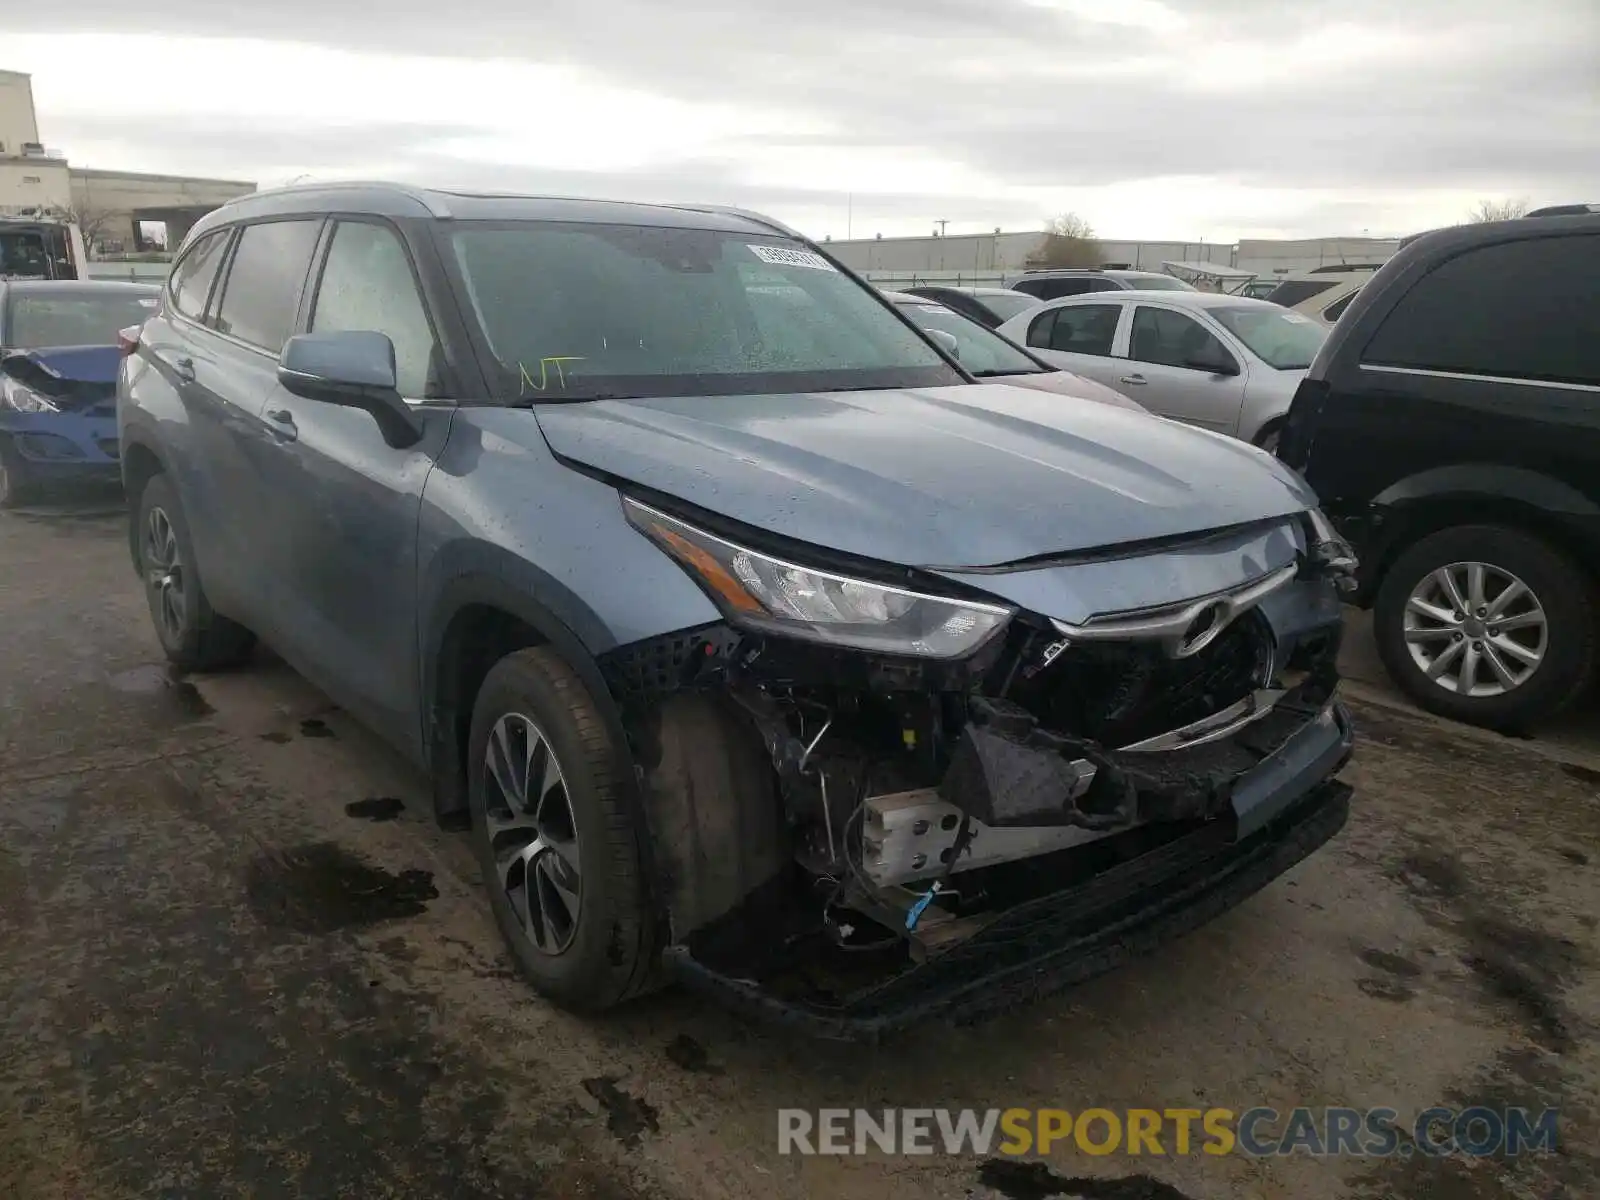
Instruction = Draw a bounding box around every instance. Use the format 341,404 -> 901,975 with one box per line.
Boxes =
1,500 -> 1597,1200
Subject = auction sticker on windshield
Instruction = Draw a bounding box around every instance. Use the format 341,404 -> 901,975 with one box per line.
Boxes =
749,244 -> 836,271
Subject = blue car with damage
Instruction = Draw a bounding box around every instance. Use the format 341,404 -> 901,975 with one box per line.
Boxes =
0,280 -> 160,506
118,183 -> 1358,1038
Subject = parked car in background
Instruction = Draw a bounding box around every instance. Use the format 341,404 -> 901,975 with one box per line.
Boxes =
1004,268 -> 1196,301
0,280 -> 159,505
1279,209 -> 1600,731
1264,266 -> 1382,326
1239,279 -> 1282,300
899,285 -> 1040,329
883,291 -> 1144,411
1,215 -> 90,282
997,291 -> 1327,449
119,182 -> 1356,1034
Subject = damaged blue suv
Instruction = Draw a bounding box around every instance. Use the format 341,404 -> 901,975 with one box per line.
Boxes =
119,183 -> 1357,1038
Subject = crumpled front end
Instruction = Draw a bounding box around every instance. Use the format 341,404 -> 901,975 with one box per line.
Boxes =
598,507 -> 1357,1040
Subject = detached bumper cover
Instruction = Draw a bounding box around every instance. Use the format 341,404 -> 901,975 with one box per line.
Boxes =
665,701 -> 1354,1041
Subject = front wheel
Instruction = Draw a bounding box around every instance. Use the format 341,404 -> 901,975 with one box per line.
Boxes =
1374,524 -> 1597,730
467,647 -> 660,1011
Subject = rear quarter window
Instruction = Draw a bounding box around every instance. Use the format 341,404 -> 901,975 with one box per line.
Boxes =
1363,235 -> 1600,386
1265,279 -> 1336,308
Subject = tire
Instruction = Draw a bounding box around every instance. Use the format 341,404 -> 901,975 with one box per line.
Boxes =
134,473 -> 256,671
0,438 -> 31,509
1374,524 -> 1597,730
467,646 -> 659,1011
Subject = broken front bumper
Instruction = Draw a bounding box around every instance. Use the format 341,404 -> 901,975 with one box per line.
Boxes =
663,698 -> 1354,1042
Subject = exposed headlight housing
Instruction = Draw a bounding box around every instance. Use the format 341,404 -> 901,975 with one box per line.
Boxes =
1303,507 -> 1358,594
0,378 -> 58,413
624,498 -> 1013,659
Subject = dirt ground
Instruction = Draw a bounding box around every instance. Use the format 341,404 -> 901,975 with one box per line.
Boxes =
1,498 -> 1597,1200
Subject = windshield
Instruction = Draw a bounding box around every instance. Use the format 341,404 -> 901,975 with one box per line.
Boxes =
1208,304 -> 1328,370
450,223 -> 961,400
894,301 -> 1044,376
5,289 -> 159,348
1125,274 -> 1194,291
2,227 -> 74,282
977,291 -> 1042,321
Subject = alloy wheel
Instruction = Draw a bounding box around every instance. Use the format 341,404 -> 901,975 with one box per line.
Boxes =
482,713 -> 582,955
1402,561 -> 1548,697
144,506 -> 187,642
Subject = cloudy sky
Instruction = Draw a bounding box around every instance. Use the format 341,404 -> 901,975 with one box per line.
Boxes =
8,0 -> 1598,241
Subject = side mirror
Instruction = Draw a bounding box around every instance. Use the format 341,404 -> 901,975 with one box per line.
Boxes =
1186,351 -> 1240,377
278,331 -> 423,448
927,328 -> 961,360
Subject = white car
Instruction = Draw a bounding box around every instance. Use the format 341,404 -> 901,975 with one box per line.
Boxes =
996,291 -> 1328,449
884,291 -> 1145,411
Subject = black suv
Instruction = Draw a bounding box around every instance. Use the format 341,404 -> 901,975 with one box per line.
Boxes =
1279,209 -> 1600,730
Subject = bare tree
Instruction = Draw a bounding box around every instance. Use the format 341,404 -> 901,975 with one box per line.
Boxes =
1026,213 -> 1103,269
1466,197 -> 1529,223
63,205 -> 126,255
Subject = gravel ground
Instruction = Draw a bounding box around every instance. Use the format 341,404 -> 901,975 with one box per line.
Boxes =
1,499 -> 1596,1200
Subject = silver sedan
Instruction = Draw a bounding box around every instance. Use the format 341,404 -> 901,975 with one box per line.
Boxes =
996,291 -> 1328,449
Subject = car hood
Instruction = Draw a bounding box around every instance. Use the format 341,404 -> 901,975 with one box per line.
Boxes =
535,384 -> 1317,568
986,369 -> 1146,412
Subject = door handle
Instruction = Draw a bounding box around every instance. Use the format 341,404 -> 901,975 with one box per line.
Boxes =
1119,373 -> 1148,385
173,356 -> 196,384
264,408 -> 298,441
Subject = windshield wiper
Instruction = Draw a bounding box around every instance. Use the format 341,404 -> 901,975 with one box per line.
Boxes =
970,368 -> 1045,378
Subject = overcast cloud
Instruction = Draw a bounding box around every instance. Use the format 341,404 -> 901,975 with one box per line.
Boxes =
8,0 -> 1598,239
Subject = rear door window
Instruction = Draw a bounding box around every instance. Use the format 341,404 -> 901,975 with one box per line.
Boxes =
168,230 -> 231,321
212,219 -> 323,353
1363,235 -> 1600,386
1029,303 -> 1121,355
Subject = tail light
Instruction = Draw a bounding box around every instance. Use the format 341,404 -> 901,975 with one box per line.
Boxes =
117,325 -> 141,357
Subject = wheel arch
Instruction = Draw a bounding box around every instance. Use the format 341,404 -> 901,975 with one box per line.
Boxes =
423,570 -> 629,823
1357,466 -> 1600,606
120,436 -> 169,574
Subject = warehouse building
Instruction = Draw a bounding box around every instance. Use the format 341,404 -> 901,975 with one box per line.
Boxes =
824,228 -> 1401,287
0,69 -> 253,254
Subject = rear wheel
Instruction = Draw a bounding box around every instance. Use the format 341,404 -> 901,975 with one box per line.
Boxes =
467,646 -> 659,1010
1374,524 -> 1597,730
135,473 -> 256,671
0,439 -> 31,509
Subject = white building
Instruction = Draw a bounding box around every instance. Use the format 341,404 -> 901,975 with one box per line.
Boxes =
0,69 -> 254,251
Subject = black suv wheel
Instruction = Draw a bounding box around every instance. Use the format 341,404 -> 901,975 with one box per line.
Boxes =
135,474 -> 257,671
467,646 -> 659,1010
1374,524 -> 1597,730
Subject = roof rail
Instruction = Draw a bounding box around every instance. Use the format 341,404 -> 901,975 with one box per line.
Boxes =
214,179 -> 444,216
670,203 -> 800,239
1526,203 -> 1599,217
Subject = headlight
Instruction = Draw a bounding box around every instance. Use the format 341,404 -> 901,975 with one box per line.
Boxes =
0,379 -> 58,413
624,498 -> 1013,658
